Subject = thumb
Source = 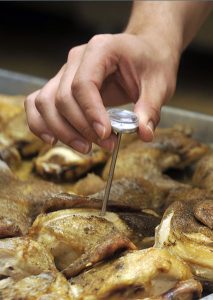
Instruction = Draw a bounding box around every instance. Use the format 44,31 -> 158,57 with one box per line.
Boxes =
134,79 -> 166,142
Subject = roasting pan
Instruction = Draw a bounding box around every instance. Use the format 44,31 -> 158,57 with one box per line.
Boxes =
0,68 -> 212,299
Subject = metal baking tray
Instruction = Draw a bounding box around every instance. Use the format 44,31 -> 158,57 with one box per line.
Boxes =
0,68 -> 212,299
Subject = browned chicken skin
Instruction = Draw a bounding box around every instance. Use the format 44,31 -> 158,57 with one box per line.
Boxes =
0,272 -> 73,300
0,160 -> 64,237
92,177 -> 189,214
29,208 -> 137,276
34,144 -> 109,182
0,94 -> 24,129
70,248 -> 201,300
193,151 -> 213,191
0,237 -> 56,280
102,127 -> 208,181
155,188 -> 213,281
0,98 -> 211,300
71,173 -> 106,196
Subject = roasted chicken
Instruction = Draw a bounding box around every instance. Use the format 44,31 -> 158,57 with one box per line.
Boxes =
0,159 -> 64,237
70,248 -> 202,300
0,272 -> 73,300
193,151 -> 213,191
0,93 -> 211,299
92,177 -> 189,213
0,128 -> 21,170
0,94 -> 44,158
71,173 -> 106,196
29,208 -> 140,276
3,110 -> 44,158
155,188 -> 213,282
0,94 -> 24,129
34,144 -> 109,181
102,127 -> 208,181
0,237 -> 56,280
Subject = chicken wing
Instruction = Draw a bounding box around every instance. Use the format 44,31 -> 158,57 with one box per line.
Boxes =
70,248 -> 201,300
155,188 -> 213,281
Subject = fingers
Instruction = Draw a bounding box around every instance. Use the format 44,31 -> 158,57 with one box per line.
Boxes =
56,46 -> 115,152
72,34 -> 119,140
134,75 -> 172,142
25,66 -> 92,154
55,47 -> 98,143
34,74 -> 92,154
25,90 -> 56,145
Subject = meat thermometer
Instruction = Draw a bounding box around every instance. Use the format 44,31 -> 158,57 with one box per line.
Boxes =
100,108 -> 139,216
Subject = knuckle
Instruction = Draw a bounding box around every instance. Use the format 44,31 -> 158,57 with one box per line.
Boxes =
71,78 -> 87,97
88,34 -> 113,49
55,92 -> 70,109
68,46 -> 81,61
35,94 -> 49,111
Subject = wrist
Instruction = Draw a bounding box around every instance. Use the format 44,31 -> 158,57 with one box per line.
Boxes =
123,27 -> 181,71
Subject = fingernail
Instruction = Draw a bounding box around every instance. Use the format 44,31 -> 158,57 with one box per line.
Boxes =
71,140 -> 90,154
41,133 -> 56,145
93,122 -> 106,140
147,120 -> 154,136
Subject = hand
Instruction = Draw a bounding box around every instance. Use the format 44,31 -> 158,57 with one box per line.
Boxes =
25,32 -> 180,154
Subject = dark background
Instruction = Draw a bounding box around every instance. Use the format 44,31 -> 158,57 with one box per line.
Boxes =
0,1 -> 212,114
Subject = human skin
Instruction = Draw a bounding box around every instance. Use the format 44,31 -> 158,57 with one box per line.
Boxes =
25,1 -> 212,154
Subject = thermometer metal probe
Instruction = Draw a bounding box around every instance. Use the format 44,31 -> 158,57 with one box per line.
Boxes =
100,108 -> 139,216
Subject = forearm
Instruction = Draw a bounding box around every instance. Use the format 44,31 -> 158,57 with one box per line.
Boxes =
126,1 -> 213,53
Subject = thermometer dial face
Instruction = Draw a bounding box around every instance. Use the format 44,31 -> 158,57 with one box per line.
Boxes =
108,108 -> 139,133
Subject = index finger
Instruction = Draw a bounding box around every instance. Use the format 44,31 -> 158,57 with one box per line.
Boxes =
71,34 -> 119,140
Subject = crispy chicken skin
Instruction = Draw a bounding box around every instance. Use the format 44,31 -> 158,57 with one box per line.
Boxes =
3,110 -> 44,158
0,142 -> 21,170
0,94 -> 24,129
70,248 -> 201,300
34,144 -> 109,182
0,94 -> 44,158
193,151 -> 213,191
0,272 -> 73,300
71,173 -> 106,196
0,237 -> 56,280
92,177 -> 188,214
0,94 -> 211,299
102,127 -> 208,181
29,208 -> 137,277
0,160 -> 64,237
155,188 -> 213,281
